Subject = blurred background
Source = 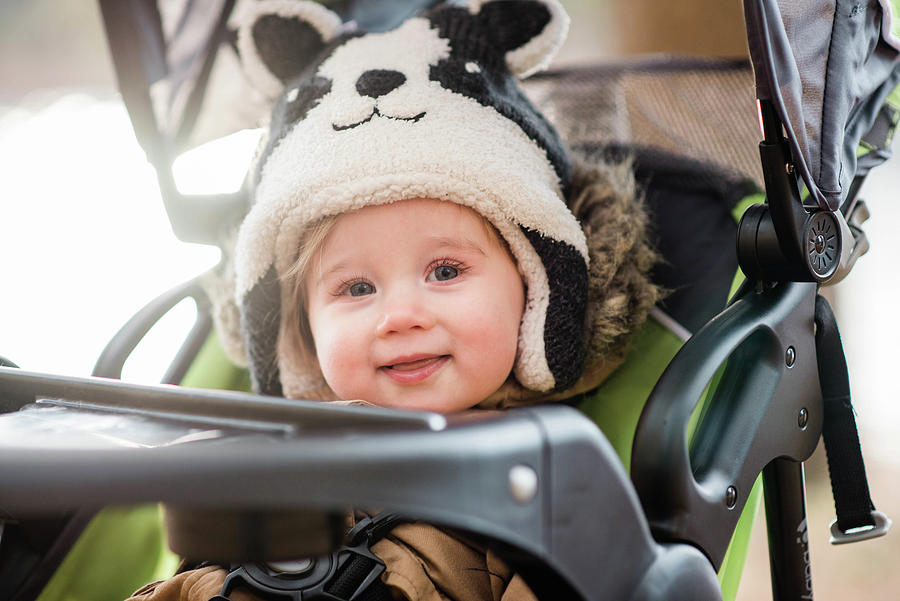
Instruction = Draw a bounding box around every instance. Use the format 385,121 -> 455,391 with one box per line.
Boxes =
1,0 -> 897,599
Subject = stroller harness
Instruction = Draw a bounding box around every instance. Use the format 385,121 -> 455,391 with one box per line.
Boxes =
213,513 -> 401,601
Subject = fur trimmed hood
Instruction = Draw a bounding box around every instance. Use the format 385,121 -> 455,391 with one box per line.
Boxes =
207,153 -> 660,407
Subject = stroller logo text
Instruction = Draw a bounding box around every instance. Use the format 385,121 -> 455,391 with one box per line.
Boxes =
796,518 -> 813,599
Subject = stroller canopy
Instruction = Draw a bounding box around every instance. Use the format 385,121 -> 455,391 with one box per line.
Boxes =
744,0 -> 900,211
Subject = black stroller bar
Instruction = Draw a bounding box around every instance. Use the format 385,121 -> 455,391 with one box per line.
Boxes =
634,281 -> 822,569
0,367 -> 723,601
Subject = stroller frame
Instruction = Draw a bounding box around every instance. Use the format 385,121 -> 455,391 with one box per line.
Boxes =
0,275 -> 822,601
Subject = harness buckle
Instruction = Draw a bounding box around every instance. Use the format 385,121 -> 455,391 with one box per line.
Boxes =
829,510 -> 892,545
216,513 -> 402,600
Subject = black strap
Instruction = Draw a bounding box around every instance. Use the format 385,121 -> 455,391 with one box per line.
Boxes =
325,513 -> 404,601
814,295 -> 878,534
213,512 -> 403,601
324,553 -> 393,601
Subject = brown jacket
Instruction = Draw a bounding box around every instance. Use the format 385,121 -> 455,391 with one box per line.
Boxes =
126,522 -> 537,601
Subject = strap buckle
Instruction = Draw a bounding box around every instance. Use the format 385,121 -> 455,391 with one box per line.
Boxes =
829,510 -> 892,545
216,513 -> 402,601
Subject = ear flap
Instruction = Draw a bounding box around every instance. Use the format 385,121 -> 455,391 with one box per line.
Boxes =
470,0 -> 569,79
238,0 -> 344,98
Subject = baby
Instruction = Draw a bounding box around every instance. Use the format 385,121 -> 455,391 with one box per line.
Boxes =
128,0 -> 658,599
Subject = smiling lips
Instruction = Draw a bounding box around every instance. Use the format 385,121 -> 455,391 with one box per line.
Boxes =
380,355 -> 450,384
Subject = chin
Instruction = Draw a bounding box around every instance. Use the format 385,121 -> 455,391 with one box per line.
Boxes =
374,392 -> 477,414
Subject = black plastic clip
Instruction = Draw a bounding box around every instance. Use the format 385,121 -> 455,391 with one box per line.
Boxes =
216,513 -> 402,601
345,513 -> 404,547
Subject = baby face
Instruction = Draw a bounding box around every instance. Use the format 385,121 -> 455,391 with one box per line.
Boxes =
304,198 -> 524,413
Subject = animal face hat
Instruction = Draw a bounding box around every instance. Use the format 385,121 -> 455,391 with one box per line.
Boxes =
235,0 -> 589,398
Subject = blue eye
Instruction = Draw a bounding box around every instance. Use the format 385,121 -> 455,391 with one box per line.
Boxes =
348,281 -> 375,296
431,265 -> 459,281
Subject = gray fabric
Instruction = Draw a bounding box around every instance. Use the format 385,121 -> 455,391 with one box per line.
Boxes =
744,0 -> 900,210
781,1 -> 830,185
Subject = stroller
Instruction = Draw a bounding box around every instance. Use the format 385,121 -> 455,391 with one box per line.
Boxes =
1,0 -> 898,600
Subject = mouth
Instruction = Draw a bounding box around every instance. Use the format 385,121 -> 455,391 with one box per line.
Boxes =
379,354 -> 450,384
332,107 -> 426,132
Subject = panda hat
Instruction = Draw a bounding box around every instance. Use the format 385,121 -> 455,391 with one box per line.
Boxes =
234,0 -> 590,399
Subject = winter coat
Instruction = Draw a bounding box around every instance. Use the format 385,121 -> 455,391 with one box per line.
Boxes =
126,522 -> 536,601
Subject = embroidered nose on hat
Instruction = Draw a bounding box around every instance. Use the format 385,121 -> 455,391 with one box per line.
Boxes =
356,69 -> 407,98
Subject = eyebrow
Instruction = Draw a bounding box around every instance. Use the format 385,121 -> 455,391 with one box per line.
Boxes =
425,235 -> 489,256
315,260 -> 351,285
313,235 -> 489,285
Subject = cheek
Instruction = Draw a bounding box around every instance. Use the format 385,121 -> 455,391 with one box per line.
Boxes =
307,309 -> 360,386
458,276 -> 524,372
491,273 -> 526,372
314,333 -> 366,399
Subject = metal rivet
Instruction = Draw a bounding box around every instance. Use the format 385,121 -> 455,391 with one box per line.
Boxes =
509,465 -> 538,504
785,346 -> 796,368
786,163 -> 795,174
726,486 -> 738,509
798,408 -> 809,430
814,233 -> 827,254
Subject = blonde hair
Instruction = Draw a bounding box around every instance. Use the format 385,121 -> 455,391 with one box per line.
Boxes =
280,215 -> 339,374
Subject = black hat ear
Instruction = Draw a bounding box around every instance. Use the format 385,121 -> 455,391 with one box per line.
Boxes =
238,0 -> 344,98
470,0 -> 569,78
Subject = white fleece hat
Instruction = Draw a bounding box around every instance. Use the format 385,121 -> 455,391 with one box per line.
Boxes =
234,0 -> 589,398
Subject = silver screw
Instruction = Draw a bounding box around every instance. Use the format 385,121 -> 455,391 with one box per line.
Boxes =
508,465 -> 538,504
798,408 -> 809,430
785,346 -> 796,368
726,486 -> 738,509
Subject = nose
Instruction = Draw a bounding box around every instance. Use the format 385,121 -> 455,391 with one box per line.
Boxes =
375,289 -> 436,337
356,69 -> 406,98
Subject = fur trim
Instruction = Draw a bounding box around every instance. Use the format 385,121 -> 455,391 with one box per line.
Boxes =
571,157 -> 660,362
199,227 -> 248,368
478,156 -> 660,408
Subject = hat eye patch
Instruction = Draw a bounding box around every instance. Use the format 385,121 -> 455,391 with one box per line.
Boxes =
281,75 -> 332,124
255,74 -> 333,178
427,9 -> 570,188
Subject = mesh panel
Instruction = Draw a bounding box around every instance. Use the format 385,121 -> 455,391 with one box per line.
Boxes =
523,56 -> 764,189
